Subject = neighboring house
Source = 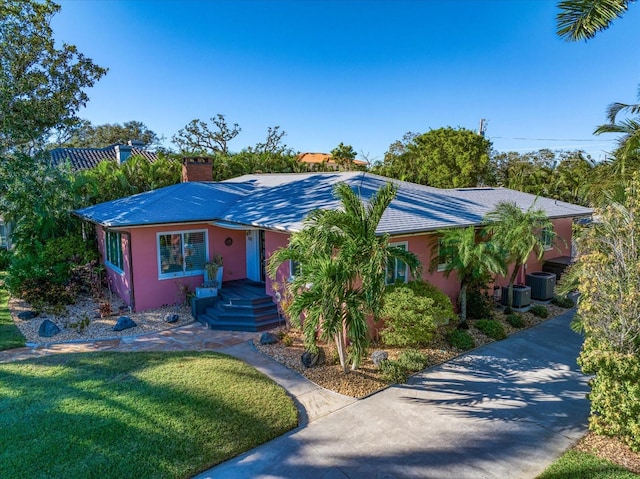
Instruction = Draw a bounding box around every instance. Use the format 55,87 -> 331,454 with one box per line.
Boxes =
50,140 -> 157,171
0,218 -> 9,250
297,152 -> 368,171
74,160 -> 592,315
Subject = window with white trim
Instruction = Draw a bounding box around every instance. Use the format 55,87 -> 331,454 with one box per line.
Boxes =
289,259 -> 301,280
386,242 -> 408,285
437,237 -> 454,272
541,226 -> 554,251
105,231 -> 124,272
0,221 -> 6,249
158,230 -> 207,279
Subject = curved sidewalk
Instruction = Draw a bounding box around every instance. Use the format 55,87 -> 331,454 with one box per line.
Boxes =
201,309 -> 590,479
0,321 -> 355,423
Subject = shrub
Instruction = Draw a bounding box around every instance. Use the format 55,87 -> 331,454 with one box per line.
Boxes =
397,349 -> 428,372
5,234 -> 97,309
0,248 -> 11,270
530,304 -> 549,318
379,359 -> 408,384
552,295 -> 574,308
506,312 -> 525,328
579,341 -> 640,452
466,288 -> 495,320
475,319 -> 507,340
380,280 -> 454,347
446,329 -> 475,350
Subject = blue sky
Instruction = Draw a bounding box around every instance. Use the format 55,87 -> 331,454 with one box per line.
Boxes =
53,0 -> 639,163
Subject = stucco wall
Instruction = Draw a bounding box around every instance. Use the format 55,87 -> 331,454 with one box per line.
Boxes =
99,215 -> 575,314
96,226 -> 133,308
97,224 -> 246,312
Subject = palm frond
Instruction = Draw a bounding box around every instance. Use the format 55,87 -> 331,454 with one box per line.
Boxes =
556,0 -> 631,41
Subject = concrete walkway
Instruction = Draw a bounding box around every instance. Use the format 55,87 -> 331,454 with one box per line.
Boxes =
200,309 -> 590,479
0,321 -> 355,423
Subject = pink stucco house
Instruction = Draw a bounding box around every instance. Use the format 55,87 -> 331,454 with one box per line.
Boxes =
74,161 -> 591,331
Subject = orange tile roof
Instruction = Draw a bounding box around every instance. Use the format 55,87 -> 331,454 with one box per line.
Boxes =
297,152 -> 367,166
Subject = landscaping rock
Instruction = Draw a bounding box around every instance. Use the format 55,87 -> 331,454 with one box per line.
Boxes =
259,332 -> 279,345
113,316 -> 137,332
301,348 -> 325,368
38,319 -> 61,338
371,350 -> 388,367
164,313 -> 179,323
18,310 -> 38,320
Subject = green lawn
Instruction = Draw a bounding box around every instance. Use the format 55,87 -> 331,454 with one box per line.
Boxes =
0,271 -> 26,351
0,351 -> 298,478
538,449 -> 640,479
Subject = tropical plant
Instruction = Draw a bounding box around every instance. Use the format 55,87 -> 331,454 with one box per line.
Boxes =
432,227 -> 505,324
485,202 -> 554,309
594,85 -> 640,178
267,182 -> 420,372
556,0 -> 634,42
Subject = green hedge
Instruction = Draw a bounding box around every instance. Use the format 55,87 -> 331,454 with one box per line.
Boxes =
579,341 -> 640,452
380,280 -> 454,347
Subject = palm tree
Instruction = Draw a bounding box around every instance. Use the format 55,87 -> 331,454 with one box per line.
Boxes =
594,86 -> 640,177
267,181 -> 420,372
432,227 -> 505,324
556,0 -> 634,41
485,201 -> 554,309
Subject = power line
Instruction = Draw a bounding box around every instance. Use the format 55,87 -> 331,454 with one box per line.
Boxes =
491,136 -> 614,142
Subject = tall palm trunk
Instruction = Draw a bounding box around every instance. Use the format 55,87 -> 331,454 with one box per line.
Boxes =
459,282 -> 468,324
334,330 -> 348,373
506,264 -> 520,309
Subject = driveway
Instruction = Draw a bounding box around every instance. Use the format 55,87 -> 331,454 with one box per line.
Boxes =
201,309 -> 590,478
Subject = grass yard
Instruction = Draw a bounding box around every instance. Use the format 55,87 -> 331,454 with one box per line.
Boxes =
0,351 -> 298,478
0,271 -> 26,351
538,449 -> 640,478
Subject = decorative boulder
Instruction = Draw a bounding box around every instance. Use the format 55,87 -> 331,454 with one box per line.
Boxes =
18,311 -> 38,320
113,316 -> 137,332
38,319 -> 61,338
259,332 -> 279,345
164,314 -> 179,323
301,348 -> 325,368
371,350 -> 389,367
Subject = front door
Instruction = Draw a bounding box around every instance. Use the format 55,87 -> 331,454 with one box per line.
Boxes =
246,229 -> 265,282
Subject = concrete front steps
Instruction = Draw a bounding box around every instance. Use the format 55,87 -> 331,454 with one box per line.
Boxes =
197,280 -> 285,332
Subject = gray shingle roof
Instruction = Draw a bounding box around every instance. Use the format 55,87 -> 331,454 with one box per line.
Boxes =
74,182 -> 254,227
50,144 -> 157,171
75,172 -> 592,233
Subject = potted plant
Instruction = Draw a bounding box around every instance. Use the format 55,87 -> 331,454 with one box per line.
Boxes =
204,253 -> 223,286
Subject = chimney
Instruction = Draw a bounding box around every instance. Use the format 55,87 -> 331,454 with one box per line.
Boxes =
114,144 -> 132,164
182,157 -> 213,182
128,139 -> 146,149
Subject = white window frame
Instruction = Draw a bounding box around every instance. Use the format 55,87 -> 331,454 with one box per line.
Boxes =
541,226 -> 554,251
0,221 -> 6,249
289,259 -> 301,281
386,241 -> 409,285
157,229 -> 209,280
105,230 -> 124,274
436,237 -> 454,272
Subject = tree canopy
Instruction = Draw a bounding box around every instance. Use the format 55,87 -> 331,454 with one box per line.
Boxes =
0,0 -> 107,153
373,127 -> 492,188
55,120 -> 160,149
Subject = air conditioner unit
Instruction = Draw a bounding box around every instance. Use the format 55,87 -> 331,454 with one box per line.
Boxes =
501,285 -> 531,308
525,272 -> 557,301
